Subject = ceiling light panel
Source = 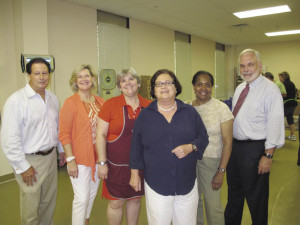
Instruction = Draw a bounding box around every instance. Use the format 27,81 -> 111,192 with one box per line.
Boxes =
233,5 -> 291,19
265,30 -> 300,36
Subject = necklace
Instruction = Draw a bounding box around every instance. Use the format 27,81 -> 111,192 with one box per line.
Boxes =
80,94 -> 94,103
157,101 -> 177,112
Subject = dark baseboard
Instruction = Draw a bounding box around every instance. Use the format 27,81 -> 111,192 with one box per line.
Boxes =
0,173 -> 15,183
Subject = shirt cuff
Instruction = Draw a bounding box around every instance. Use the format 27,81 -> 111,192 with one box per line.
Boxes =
13,160 -> 31,174
129,162 -> 144,169
265,142 -> 281,150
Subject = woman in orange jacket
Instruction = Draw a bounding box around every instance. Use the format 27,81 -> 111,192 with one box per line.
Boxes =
59,64 -> 105,225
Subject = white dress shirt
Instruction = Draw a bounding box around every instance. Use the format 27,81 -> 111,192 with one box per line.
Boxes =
1,84 -> 63,174
232,75 -> 285,149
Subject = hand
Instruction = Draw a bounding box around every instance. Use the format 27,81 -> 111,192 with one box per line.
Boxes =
67,160 -> 78,178
171,144 -> 193,159
211,171 -> 224,190
97,164 -> 108,180
129,173 -> 141,192
59,152 -> 66,167
258,156 -> 272,174
21,166 -> 38,186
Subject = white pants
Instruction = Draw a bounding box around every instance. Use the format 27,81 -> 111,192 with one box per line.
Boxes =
69,165 -> 100,225
145,180 -> 198,225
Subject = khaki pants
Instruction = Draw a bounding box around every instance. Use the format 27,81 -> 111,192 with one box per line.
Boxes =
196,157 -> 225,225
15,150 -> 58,225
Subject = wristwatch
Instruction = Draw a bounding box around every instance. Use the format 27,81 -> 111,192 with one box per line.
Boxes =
97,161 -> 107,166
263,152 -> 273,159
218,167 -> 225,173
191,143 -> 198,152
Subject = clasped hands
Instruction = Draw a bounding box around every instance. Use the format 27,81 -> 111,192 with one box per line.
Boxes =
172,144 -> 193,159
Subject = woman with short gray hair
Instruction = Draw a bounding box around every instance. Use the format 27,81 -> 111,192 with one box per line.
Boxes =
96,67 -> 151,225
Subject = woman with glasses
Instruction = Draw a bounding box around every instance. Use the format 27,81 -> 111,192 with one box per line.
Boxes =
130,69 -> 209,225
189,71 -> 233,225
96,68 -> 151,225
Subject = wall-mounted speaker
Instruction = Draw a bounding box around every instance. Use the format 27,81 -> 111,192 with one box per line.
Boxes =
99,69 -> 116,90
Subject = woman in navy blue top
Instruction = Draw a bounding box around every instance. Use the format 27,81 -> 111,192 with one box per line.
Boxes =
130,69 -> 208,225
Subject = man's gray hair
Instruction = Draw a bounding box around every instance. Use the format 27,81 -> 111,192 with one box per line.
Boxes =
239,49 -> 261,64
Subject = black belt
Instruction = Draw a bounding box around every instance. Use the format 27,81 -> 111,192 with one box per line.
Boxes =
233,138 -> 266,143
31,147 -> 55,156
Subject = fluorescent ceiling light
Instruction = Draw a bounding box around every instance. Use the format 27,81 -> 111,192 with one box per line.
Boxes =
265,30 -> 300,36
233,5 -> 291,18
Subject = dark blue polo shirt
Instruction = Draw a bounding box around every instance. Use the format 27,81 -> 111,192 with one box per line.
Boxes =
130,99 -> 208,196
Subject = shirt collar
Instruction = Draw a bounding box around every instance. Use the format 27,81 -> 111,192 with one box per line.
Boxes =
25,83 -> 49,100
148,98 -> 187,111
194,97 -> 213,107
120,94 -> 149,108
248,74 -> 263,89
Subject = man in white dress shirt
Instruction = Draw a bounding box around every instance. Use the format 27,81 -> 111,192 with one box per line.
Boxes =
1,58 -> 66,225
224,49 -> 285,225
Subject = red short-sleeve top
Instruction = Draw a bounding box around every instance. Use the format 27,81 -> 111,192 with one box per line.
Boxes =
98,94 -> 151,141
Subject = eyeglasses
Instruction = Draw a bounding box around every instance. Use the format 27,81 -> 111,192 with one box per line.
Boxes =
155,81 -> 174,87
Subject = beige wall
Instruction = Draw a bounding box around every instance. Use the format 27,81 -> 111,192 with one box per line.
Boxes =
191,35 -> 216,97
225,45 -> 237,98
23,0 -> 49,54
235,41 -> 300,89
130,19 -> 175,76
0,0 -> 18,175
0,0 -> 98,176
130,22 -> 217,101
48,0 -> 98,105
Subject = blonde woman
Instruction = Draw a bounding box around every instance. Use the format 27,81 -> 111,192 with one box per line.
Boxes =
59,64 -> 105,225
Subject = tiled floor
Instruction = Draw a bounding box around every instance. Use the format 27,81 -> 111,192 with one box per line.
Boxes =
0,131 -> 299,225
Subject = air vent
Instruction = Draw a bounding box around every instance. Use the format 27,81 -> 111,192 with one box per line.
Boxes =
231,23 -> 249,28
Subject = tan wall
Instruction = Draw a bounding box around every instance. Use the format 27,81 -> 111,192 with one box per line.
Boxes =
130,19 -> 175,76
235,41 -> 300,89
0,0 -> 18,176
0,0 -> 98,176
225,45 -> 237,98
191,36 -> 215,97
48,0 -> 98,105
23,0 -> 49,54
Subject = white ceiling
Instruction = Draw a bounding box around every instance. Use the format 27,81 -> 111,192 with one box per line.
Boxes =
62,0 -> 300,45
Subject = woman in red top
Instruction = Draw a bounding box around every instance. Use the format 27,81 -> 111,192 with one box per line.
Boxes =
96,68 -> 151,225
59,65 -> 105,225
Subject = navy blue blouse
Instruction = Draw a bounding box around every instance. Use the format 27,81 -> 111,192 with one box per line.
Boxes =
130,99 -> 208,196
